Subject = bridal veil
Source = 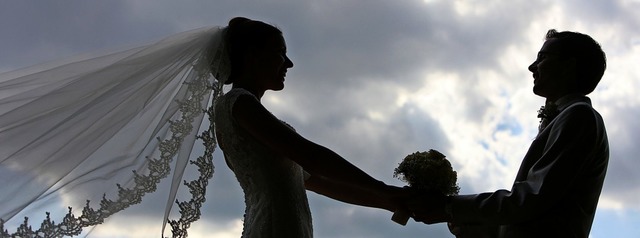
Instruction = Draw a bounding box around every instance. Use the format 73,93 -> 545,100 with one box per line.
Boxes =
0,26 -> 229,237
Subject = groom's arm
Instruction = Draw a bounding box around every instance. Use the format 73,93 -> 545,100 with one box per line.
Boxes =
448,105 -> 603,224
410,105 -> 603,225
448,223 -> 498,238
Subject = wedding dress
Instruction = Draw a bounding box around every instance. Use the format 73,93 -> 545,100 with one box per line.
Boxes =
0,26 -> 229,237
214,88 -> 313,238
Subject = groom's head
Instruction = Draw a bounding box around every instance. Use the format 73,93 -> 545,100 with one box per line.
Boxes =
545,30 -> 607,95
529,29 -> 606,99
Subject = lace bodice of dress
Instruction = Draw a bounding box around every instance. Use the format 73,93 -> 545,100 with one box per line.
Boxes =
214,88 -> 313,238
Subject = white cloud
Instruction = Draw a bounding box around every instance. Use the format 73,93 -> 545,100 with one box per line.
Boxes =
88,214 -> 244,238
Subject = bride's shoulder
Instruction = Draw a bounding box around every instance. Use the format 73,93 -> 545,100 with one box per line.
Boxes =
225,88 -> 256,98
217,88 -> 260,113
219,88 -> 253,103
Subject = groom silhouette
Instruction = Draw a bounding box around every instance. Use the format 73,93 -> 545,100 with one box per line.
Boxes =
407,29 -> 609,238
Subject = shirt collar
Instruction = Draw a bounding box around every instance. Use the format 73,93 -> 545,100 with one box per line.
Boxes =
552,94 -> 591,112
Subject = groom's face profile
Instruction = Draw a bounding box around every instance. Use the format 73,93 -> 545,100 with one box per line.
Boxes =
529,39 -> 576,101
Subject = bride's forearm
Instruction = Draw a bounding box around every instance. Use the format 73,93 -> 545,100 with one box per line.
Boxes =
299,144 -> 385,192
305,175 -> 397,212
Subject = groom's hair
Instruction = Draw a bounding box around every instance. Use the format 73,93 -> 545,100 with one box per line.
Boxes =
545,29 -> 607,95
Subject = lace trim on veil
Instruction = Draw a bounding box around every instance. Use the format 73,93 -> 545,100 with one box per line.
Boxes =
0,26 -> 229,238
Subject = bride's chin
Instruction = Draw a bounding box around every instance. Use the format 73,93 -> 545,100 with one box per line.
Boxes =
272,84 -> 285,91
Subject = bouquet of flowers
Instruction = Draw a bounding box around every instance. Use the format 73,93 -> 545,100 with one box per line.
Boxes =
392,149 -> 459,225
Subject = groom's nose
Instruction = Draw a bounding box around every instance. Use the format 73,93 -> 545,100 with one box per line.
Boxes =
528,61 -> 537,72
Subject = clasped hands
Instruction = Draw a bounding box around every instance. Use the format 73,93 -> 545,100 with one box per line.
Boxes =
404,188 -> 450,224
389,188 -> 495,238
381,186 -> 451,225
380,186 -> 491,237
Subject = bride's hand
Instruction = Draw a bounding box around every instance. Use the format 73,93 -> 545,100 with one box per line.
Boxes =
375,185 -> 411,213
378,185 -> 414,225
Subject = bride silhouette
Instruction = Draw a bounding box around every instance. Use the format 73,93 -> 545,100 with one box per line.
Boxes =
0,17 -> 405,237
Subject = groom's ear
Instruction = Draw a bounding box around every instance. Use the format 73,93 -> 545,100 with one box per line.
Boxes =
561,56 -> 578,79
565,57 -> 577,70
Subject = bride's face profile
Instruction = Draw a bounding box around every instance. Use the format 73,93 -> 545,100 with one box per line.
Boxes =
226,17 -> 294,96
244,34 -> 293,92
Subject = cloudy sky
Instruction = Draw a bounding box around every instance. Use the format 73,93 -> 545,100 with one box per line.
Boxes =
1,0 -> 639,237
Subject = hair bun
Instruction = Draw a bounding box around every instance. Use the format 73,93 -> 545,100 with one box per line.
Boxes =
228,17 -> 252,28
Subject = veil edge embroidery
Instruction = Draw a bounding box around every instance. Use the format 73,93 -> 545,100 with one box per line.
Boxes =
0,26 -> 229,238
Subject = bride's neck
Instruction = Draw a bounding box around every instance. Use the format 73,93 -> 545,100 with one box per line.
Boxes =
232,83 -> 265,100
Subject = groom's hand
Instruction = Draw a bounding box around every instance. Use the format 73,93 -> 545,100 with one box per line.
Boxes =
406,190 -> 449,224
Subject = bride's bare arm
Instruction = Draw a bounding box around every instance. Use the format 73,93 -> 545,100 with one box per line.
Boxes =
305,175 -> 406,212
232,94 -> 386,193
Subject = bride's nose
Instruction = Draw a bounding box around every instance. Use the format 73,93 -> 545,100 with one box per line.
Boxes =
285,56 -> 294,68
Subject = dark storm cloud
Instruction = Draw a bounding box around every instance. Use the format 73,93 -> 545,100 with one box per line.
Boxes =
2,0 -> 640,237
0,0 -> 175,70
283,0 -> 542,87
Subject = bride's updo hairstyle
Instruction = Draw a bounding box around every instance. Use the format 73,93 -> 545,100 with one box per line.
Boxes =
225,17 -> 282,84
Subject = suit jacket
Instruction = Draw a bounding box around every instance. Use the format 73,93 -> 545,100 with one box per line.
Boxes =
450,95 -> 609,238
